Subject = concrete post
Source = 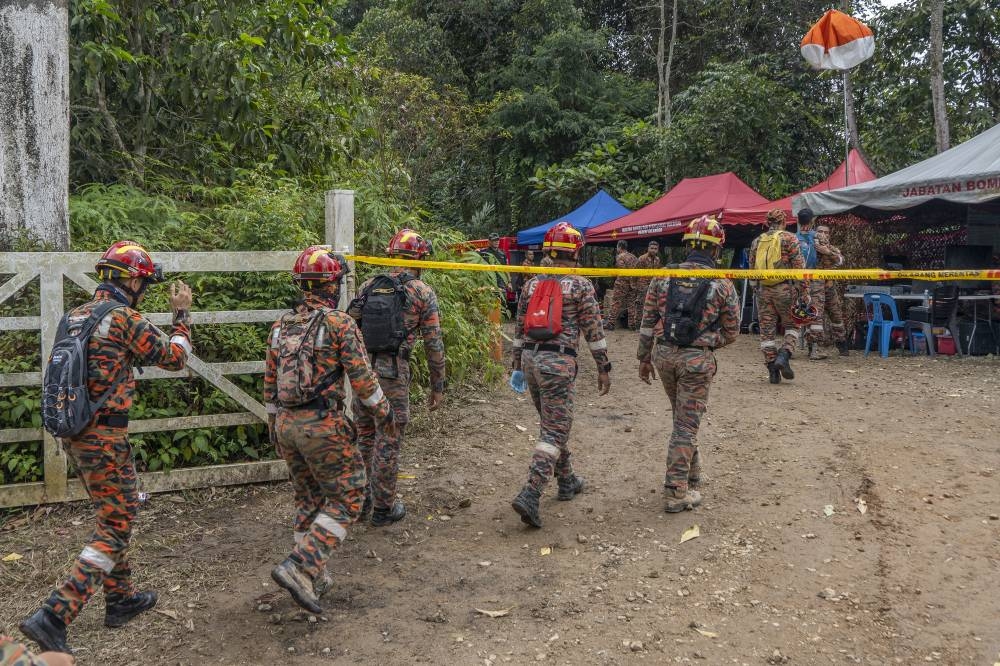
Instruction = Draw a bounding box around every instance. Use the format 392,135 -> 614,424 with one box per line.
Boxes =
325,189 -> 356,413
0,1 -> 70,250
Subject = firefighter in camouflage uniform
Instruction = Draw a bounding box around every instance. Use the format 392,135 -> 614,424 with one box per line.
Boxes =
815,224 -> 850,356
633,240 -> 662,315
638,217 -> 739,512
606,240 -> 639,330
511,222 -> 611,528
749,209 -> 807,384
265,246 -> 396,614
21,242 -> 193,655
349,229 -> 445,527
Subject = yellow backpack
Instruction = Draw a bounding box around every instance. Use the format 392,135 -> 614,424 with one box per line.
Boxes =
755,231 -> 785,286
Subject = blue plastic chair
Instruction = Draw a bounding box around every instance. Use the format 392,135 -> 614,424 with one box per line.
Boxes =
863,293 -> 906,358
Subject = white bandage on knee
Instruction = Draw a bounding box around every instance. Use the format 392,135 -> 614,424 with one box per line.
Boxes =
80,546 -> 115,574
534,441 -> 561,458
313,513 -> 347,540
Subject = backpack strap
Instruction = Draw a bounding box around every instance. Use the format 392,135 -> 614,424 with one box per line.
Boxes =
75,301 -> 128,415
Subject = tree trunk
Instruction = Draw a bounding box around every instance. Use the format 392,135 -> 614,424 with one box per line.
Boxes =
664,0 -> 677,129
929,0 -> 950,152
0,0 -> 70,251
656,0 -> 665,128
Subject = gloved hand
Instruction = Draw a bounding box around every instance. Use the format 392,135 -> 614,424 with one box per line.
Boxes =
508,369 -> 527,394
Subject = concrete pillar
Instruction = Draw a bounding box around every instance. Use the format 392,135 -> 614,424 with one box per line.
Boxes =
0,0 -> 70,251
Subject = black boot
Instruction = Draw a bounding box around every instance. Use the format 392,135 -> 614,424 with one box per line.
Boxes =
511,486 -> 542,528
370,501 -> 406,527
271,558 -> 322,614
774,349 -> 794,380
767,362 -> 781,384
557,475 -> 585,501
19,608 -> 71,654
360,492 -> 373,522
105,591 -> 157,628
837,340 -> 850,357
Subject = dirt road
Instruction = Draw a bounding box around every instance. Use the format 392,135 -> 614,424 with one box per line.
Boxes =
3,332 -> 1000,665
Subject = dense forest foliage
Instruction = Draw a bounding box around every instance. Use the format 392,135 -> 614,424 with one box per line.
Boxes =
1,0 -> 996,483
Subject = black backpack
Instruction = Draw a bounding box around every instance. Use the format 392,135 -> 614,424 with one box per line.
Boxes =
359,273 -> 413,353
42,300 -> 126,438
661,277 -> 714,346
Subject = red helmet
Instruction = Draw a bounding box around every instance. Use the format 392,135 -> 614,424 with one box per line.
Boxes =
96,241 -> 163,282
387,229 -> 432,258
542,221 -> 584,256
791,297 -> 819,326
682,215 -> 726,247
292,245 -> 347,285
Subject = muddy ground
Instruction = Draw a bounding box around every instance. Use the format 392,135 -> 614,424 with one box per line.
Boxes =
2,331 -> 1000,665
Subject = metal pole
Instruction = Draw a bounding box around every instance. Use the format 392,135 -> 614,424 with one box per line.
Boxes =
844,71 -> 850,188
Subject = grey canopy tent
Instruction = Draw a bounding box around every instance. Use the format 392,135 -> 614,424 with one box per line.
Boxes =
794,122 -> 1000,217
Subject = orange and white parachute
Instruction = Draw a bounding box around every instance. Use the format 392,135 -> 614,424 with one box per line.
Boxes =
800,9 -> 874,71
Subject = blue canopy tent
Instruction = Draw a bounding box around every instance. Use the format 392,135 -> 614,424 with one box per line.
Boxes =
516,190 -> 630,246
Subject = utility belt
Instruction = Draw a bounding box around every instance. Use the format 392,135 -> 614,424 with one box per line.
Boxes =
525,343 -> 577,357
287,395 -> 346,412
656,338 -> 713,352
95,413 -> 129,428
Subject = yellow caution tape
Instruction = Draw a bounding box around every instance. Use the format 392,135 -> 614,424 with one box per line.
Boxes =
347,255 -> 1000,282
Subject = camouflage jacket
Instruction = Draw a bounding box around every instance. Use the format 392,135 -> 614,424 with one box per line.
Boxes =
67,288 -> 191,416
634,252 -> 662,292
816,241 -> 844,270
349,269 -> 446,394
614,250 -> 639,286
264,293 -> 391,421
1,636 -> 50,666
637,257 -> 740,361
513,274 -> 609,368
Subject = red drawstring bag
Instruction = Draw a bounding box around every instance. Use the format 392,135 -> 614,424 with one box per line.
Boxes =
523,278 -> 563,340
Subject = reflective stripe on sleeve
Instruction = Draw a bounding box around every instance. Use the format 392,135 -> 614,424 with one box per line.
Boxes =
313,513 -> 348,540
270,327 -> 281,347
512,338 -> 524,349
294,531 -> 307,545
787,329 -> 801,339
809,324 -> 824,331
589,338 -> 608,350
170,335 -> 192,354
760,341 -> 777,350
534,441 -> 561,458
361,386 -> 385,407
80,546 -> 115,573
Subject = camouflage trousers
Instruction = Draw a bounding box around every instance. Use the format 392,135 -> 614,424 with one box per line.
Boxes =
0,636 -> 43,665
276,407 -> 365,578
758,282 -> 799,363
654,345 -> 716,493
522,350 -> 577,494
804,280 -> 827,345
824,281 -> 847,342
44,423 -> 139,624
607,278 -> 638,329
354,357 -> 410,513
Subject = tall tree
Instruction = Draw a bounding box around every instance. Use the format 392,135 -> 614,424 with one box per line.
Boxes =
928,0 -> 950,152
0,0 -> 70,250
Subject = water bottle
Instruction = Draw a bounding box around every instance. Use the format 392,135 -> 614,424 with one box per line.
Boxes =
924,289 -> 930,307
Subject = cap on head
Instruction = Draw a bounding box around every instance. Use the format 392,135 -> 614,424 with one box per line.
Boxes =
96,240 -> 164,283
682,215 -> 725,248
766,209 -> 787,226
488,232 -> 500,241
543,221 -> 584,257
387,229 -> 432,259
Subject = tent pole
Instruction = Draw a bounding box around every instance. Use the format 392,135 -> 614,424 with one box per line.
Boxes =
844,70 -> 850,187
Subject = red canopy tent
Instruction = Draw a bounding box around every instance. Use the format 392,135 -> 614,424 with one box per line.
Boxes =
586,172 -> 768,243
724,149 -> 876,226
